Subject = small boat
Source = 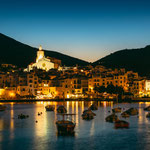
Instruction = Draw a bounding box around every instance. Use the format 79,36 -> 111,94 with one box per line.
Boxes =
82,113 -> 94,120
45,105 -> 55,111
56,114 -> 76,134
146,112 -> 150,118
125,108 -> 138,116
105,114 -> 118,123
89,103 -> 98,110
121,112 -> 130,118
18,114 -> 29,119
83,109 -> 96,116
0,105 -> 6,111
144,106 -> 150,111
57,105 -> 67,114
115,120 -> 129,128
112,107 -> 122,113
82,109 -> 95,120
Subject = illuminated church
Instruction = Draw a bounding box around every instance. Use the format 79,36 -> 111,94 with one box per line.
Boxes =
26,46 -> 55,72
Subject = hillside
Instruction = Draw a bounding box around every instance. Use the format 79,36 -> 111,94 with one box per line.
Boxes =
0,33 -> 89,68
93,45 -> 150,76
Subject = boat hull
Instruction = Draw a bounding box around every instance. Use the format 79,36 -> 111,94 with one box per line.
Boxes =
115,120 -> 129,128
144,106 -> 150,111
45,107 -> 54,111
45,105 -> 54,111
105,114 -> 118,123
112,108 -> 121,113
57,106 -> 67,113
56,121 -> 75,134
82,114 -> 94,120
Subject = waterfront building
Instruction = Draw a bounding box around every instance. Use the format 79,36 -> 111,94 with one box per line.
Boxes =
0,62 -> 147,99
142,80 -> 150,97
88,73 -> 128,92
130,79 -> 145,97
17,86 -> 29,96
145,80 -> 150,91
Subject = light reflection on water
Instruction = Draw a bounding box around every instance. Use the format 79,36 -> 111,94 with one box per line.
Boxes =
0,101 -> 150,150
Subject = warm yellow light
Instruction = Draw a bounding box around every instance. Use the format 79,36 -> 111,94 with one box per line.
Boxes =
9,92 -> 15,97
67,94 -> 70,98
0,89 -> 5,96
44,84 -> 48,87
90,86 -> 93,90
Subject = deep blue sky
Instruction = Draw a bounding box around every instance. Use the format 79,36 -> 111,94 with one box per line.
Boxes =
1,0 -> 150,62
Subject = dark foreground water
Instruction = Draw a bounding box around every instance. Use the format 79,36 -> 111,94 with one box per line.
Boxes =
0,101 -> 150,150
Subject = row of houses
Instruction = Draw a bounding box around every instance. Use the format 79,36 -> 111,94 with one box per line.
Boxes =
0,67 -> 150,99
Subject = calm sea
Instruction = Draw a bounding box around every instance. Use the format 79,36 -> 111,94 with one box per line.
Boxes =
0,101 -> 150,150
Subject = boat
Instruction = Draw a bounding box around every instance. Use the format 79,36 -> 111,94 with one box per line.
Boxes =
146,112 -> 150,118
82,109 -> 96,120
57,105 -> 67,113
115,120 -> 129,128
18,114 -> 29,119
0,105 -> 6,111
121,112 -> 130,118
105,114 -> 119,123
144,106 -> 150,111
112,107 -> 122,113
56,114 -> 76,134
89,103 -> 98,110
45,105 -> 55,111
82,113 -> 94,120
125,108 -> 138,116
83,109 -> 96,116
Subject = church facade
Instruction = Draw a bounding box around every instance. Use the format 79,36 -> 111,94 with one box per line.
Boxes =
26,46 -> 55,72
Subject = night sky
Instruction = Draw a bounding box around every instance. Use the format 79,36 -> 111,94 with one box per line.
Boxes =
1,0 -> 150,62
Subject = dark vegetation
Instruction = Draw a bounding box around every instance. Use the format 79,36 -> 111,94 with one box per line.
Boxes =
93,45 -> 150,76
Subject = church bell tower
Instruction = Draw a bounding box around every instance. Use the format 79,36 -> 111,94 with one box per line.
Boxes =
36,45 -> 45,63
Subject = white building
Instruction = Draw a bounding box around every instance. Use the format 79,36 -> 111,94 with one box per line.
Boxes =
145,80 -> 150,91
25,46 -> 55,72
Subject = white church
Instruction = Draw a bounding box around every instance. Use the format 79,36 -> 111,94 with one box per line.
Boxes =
25,46 -> 55,72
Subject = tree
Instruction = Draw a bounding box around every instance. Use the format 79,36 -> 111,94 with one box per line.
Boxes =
93,86 -> 106,93
106,84 -> 116,94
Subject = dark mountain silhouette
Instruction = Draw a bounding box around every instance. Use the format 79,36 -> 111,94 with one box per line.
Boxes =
0,33 -> 89,68
93,45 -> 150,76
1,33 -> 150,76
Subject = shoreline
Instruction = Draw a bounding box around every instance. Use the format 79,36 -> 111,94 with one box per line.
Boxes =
0,98 -> 114,103
0,98 -> 150,103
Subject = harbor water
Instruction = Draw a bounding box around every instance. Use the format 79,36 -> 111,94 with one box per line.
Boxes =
0,101 -> 150,150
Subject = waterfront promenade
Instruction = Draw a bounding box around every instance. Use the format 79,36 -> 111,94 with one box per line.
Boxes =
1,97 -> 150,103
